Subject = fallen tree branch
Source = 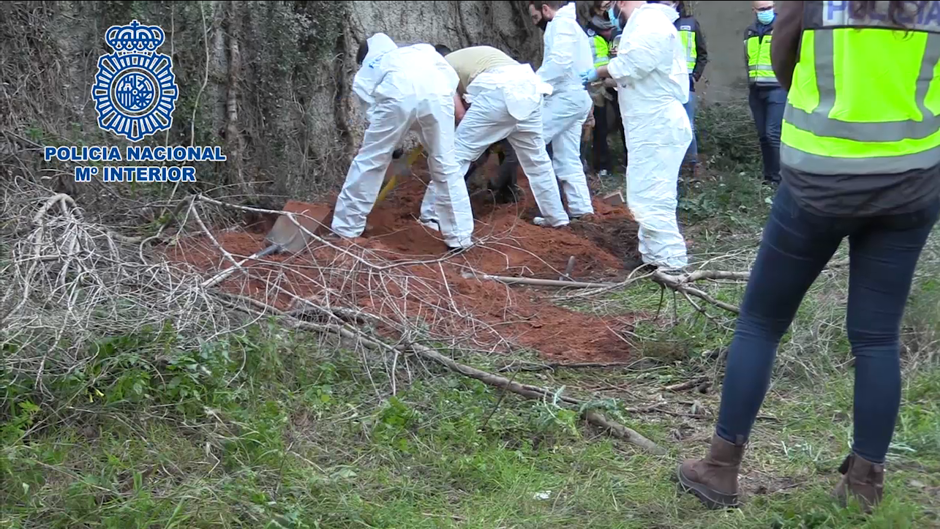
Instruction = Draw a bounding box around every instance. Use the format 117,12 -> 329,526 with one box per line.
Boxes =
682,270 -> 750,282
218,294 -> 665,455
582,410 -> 666,454
216,292 -> 375,327
663,376 -> 709,392
680,289 -> 725,329
623,405 -> 703,418
140,195 -> 195,264
404,340 -> 666,455
31,193 -> 78,225
496,359 -> 658,373
466,273 -> 618,289
653,271 -> 741,315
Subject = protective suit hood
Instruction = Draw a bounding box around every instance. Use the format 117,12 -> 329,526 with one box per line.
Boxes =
554,1 -> 577,21
361,33 -> 397,67
352,33 -> 399,112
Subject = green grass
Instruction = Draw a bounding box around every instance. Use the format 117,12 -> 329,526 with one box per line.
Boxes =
4,135 -> 940,527
3,321 -> 938,528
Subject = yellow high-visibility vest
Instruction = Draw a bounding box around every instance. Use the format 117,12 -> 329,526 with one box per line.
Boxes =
676,17 -> 697,72
589,34 -> 610,68
746,29 -> 777,86
679,30 -> 696,71
780,1 -> 940,175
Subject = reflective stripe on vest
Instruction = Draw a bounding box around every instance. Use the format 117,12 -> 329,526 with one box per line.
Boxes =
780,1 -> 940,175
746,32 -> 777,85
678,28 -> 696,71
590,34 -> 610,68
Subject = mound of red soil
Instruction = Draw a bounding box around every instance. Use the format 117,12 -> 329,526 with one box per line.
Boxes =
166,156 -> 643,363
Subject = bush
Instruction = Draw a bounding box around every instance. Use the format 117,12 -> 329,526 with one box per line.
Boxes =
696,100 -> 761,171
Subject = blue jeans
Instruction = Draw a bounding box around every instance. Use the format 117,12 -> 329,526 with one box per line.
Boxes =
716,183 -> 940,463
747,86 -> 787,182
683,91 -> 697,165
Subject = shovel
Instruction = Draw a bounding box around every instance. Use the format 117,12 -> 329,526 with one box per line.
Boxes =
315,145 -> 422,235
376,146 -> 423,204
201,204 -> 325,289
201,147 -> 422,289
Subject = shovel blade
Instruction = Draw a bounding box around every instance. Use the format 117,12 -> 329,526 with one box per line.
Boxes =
265,201 -> 333,254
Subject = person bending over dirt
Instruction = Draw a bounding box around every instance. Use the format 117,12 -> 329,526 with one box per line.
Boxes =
434,45 -> 524,205
330,33 -> 474,252
420,45 -> 570,230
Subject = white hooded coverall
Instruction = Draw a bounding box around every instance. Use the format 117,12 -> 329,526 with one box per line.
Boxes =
331,33 -> 474,249
420,49 -> 570,228
608,4 -> 692,269
538,2 -> 595,217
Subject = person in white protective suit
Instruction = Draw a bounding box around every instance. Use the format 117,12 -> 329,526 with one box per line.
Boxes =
581,1 -> 692,272
330,33 -> 475,252
419,46 -> 571,229
528,0 -> 596,222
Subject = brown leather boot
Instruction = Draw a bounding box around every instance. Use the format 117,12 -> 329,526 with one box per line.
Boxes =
677,433 -> 747,509
832,453 -> 885,513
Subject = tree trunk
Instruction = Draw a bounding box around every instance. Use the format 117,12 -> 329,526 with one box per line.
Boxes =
224,0 -> 248,196
0,1 -> 543,216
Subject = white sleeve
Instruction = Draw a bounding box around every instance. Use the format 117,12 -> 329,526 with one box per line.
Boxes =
352,70 -> 376,123
537,20 -> 578,87
607,24 -> 668,84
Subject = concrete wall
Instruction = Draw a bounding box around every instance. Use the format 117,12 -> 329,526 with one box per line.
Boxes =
689,1 -> 757,104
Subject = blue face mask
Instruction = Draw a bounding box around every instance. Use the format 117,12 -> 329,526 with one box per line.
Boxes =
757,10 -> 775,25
608,5 -> 621,32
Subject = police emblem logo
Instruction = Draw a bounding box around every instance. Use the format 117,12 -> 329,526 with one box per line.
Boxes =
91,20 -> 179,143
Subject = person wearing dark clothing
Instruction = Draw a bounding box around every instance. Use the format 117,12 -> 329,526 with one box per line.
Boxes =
463,139 -> 524,204
670,1 -> 707,173
584,9 -> 626,177
598,91 -> 628,170
744,1 -> 786,184
678,0 -> 940,513
585,12 -> 612,176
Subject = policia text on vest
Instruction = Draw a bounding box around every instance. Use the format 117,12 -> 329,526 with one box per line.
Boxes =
780,1 -> 940,176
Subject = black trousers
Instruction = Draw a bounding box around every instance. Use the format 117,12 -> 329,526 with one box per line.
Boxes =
591,90 -> 627,172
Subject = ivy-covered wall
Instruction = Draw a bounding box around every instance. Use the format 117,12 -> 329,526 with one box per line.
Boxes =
0,1 -> 542,213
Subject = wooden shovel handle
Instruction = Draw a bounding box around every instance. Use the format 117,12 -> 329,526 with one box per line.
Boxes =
201,243 -> 280,289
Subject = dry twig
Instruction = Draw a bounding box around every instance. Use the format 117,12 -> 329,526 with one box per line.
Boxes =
663,376 -> 709,392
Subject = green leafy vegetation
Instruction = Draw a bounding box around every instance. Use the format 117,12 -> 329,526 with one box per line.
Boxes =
3,102 -> 939,528
3,302 -> 938,527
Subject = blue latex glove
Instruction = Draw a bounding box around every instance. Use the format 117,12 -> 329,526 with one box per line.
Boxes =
580,68 -> 600,86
